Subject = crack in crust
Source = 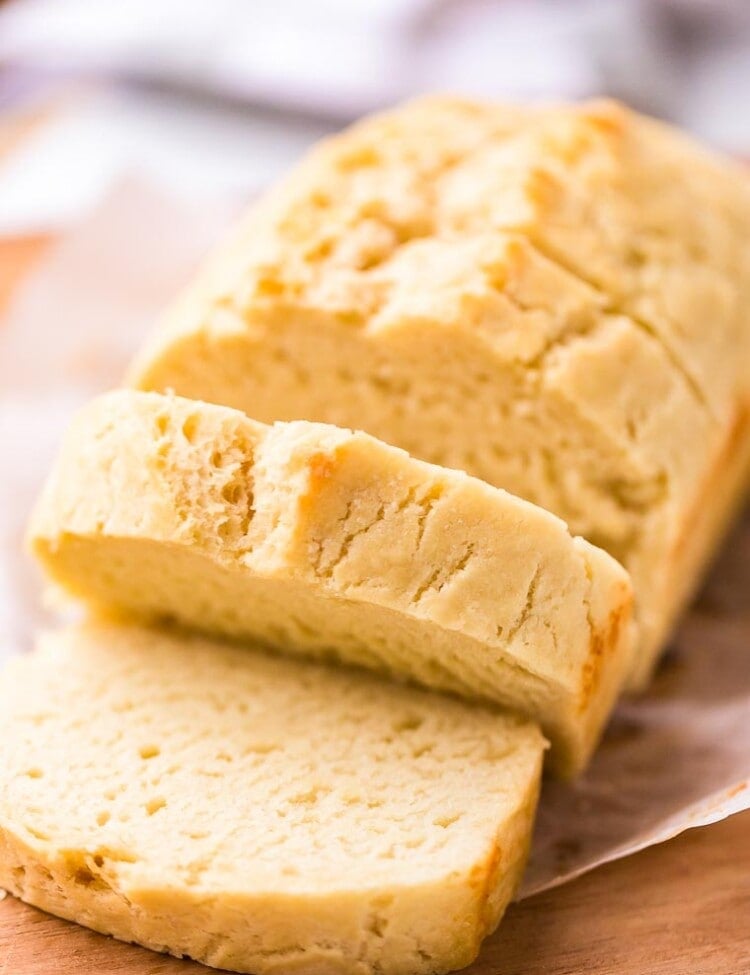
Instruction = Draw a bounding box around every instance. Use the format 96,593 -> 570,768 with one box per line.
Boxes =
505,565 -> 543,644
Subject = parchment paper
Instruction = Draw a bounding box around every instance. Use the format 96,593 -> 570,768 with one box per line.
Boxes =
1,183 -> 748,900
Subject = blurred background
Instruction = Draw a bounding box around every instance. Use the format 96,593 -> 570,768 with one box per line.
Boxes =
0,0 -> 749,236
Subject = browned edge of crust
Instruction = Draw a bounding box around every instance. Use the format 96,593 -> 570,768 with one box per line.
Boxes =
630,396 -> 750,688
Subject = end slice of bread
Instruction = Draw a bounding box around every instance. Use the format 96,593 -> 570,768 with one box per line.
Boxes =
28,390 -> 633,775
0,622 -> 545,975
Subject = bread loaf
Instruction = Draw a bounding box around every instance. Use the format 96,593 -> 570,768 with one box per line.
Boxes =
0,622 -> 545,975
28,390 -> 632,775
129,97 -> 750,685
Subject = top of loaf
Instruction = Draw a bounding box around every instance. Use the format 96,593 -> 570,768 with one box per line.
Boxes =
175,97 -> 750,386
138,96 -> 749,416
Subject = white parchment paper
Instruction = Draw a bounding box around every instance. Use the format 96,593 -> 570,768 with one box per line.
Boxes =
1,183 -> 748,900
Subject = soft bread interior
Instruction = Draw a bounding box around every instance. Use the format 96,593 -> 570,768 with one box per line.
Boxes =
0,622 -> 545,975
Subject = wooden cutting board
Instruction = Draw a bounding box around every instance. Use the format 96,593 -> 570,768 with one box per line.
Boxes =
1,186 -> 749,974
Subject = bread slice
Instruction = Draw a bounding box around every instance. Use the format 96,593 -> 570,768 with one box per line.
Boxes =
128,96 -> 750,686
0,622 -> 545,975
28,390 -> 632,776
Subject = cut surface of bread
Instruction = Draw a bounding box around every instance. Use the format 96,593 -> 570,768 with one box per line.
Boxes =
28,390 -> 632,775
0,622 -> 545,975
128,96 -> 750,685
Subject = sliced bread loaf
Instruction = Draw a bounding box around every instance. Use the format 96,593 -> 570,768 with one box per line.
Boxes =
0,622 -> 546,975
128,96 -> 750,686
28,390 -> 632,775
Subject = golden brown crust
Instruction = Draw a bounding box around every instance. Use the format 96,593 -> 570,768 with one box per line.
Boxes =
579,602 -> 630,715
630,397 -> 750,687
